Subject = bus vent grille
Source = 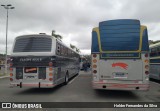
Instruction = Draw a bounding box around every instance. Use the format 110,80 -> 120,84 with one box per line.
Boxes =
39,67 -> 46,79
16,67 -> 23,79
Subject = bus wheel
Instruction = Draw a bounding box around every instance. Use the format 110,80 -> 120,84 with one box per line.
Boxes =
64,74 -> 69,85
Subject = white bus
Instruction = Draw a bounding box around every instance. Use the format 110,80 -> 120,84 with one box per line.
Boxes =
79,56 -> 87,70
91,19 -> 149,90
149,42 -> 160,80
10,34 -> 80,88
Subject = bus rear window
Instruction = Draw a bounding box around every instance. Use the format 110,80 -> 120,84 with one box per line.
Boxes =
99,19 -> 140,51
13,37 -> 52,52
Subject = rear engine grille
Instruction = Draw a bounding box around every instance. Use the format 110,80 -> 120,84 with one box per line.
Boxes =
39,67 -> 46,79
16,67 -> 23,79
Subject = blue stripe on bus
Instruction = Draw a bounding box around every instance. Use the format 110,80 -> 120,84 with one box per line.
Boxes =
91,31 -> 99,52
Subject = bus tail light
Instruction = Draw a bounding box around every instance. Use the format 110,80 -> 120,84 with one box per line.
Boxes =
93,64 -> 97,68
10,73 -> 13,77
10,78 -> 13,81
93,54 -> 97,58
49,73 -> 53,76
49,78 -> 53,81
145,71 -> 149,75
145,53 -> 148,57
49,67 -> 53,71
93,59 -> 97,63
10,68 -> 13,71
144,59 -> 149,63
93,70 -> 97,74
49,62 -> 53,66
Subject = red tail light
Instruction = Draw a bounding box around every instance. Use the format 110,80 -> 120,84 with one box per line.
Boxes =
10,68 -> 13,71
93,54 -> 97,58
10,78 -> 13,81
49,73 -> 53,76
10,73 -> 13,76
93,70 -> 97,74
145,53 -> 148,57
49,78 -> 53,81
145,71 -> 149,75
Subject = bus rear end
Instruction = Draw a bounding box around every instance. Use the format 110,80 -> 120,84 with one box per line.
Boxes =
10,35 -> 56,88
91,19 -> 149,90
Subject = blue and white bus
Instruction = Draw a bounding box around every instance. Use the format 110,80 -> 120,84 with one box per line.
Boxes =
91,19 -> 149,90
10,34 -> 80,88
149,42 -> 160,80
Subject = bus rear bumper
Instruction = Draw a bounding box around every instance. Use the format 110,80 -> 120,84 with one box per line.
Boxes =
10,82 -> 55,88
92,82 -> 149,91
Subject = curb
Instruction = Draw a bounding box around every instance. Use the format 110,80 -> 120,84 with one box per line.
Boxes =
0,76 -> 9,79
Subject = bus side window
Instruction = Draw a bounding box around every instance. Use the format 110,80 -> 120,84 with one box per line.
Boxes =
151,48 -> 157,57
57,43 -> 60,55
60,45 -> 63,56
157,46 -> 160,56
69,50 -> 71,58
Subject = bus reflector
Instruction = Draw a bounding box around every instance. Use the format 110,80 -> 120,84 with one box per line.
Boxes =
93,59 -> 97,63
49,78 -> 53,81
49,62 -> 53,66
49,73 -> 53,76
145,71 -> 149,75
49,67 -> 53,71
93,54 -> 97,58
93,70 -> 97,74
10,73 -> 13,76
10,78 -> 13,81
145,53 -> 148,57
93,64 -> 97,68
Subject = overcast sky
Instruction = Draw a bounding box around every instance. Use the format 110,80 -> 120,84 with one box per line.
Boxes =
0,0 -> 160,55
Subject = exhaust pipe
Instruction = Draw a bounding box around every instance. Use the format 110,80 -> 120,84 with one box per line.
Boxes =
102,85 -> 106,88
136,87 -> 139,90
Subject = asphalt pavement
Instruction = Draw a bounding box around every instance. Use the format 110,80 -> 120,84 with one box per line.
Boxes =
0,71 -> 160,111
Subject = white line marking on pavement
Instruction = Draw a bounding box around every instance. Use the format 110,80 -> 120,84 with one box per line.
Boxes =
150,81 -> 160,86
68,74 -> 80,84
0,76 -> 9,79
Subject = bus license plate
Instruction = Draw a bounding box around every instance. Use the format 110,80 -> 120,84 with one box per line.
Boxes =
114,72 -> 127,78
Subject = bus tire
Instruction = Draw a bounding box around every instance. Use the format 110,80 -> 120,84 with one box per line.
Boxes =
64,73 -> 69,85
20,82 -> 22,88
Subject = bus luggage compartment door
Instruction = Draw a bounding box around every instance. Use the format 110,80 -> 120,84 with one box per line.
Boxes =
99,59 -> 143,80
